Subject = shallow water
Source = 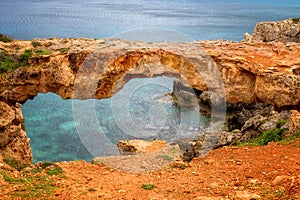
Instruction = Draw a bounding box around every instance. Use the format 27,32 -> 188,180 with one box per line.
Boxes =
23,77 -> 206,162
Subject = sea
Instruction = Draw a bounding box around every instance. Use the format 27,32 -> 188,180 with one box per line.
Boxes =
0,0 -> 299,163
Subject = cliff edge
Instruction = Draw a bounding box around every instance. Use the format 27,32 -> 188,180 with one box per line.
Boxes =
0,19 -> 300,164
244,18 -> 300,43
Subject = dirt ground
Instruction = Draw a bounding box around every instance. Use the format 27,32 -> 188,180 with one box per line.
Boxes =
1,139 -> 300,199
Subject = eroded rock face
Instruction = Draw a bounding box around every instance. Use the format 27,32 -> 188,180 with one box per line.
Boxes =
289,110 -> 300,134
0,36 -> 300,164
201,41 -> 300,107
244,18 -> 300,43
1,39 -> 300,106
0,102 -> 32,164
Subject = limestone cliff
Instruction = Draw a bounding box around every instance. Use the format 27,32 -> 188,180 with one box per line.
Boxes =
244,18 -> 300,43
0,37 -> 300,164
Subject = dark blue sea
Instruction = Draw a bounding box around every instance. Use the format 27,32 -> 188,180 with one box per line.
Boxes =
1,0 -> 299,162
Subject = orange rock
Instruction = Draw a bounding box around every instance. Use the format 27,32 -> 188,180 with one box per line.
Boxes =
117,139 -> 168,155
289,110 -> 300,134
272,175 -> 291,185
1,34 -> 300,164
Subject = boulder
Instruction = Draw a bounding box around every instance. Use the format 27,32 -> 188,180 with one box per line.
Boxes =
117,139 -> 168,155
199,91 -> 226,109
172,80 -> 199,107
235,191 -> 261,200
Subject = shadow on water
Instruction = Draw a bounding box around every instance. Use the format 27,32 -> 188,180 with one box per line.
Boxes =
22,77 -> 207,163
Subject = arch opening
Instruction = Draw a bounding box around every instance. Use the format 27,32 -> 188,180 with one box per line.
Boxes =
22,76 -> 208,163
1,39 -> 227,166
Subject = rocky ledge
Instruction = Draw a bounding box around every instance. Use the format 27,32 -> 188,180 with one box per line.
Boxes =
244,18 -> 300,42
0,20 -> 300,164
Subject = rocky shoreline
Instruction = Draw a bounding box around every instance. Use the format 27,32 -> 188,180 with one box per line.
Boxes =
0,18 -> 300,166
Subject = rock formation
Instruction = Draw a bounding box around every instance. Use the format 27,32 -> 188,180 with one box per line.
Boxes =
289,110 -> 300,135
243,18 -> 300,42
0,101 -> 32,164
0,32 -> 300,164
117,139 -> 168,155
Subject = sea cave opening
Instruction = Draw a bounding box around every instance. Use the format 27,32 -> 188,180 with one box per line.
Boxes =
22,77 -> 207,163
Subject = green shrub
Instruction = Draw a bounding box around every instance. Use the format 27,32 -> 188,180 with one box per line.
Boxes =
0,171 -> 15,183
141,184 -> 156,190
31,41 -> 41,48
3,157 -> 28,171
1,170 -> 57,198
60,48 -> 69,53
31,168 -> 42,174
46,166 -> 62,176
39,161 -> 54,169
0,49 -> 33,74
250,129 -> 283,146
236,140 -> 244,147
35,49 -> 50,56
0,53 -> 14,73
0,33 -> 13,43
277,119 -> 287,128
282,132 -> 300,143
19,49 -> 33,66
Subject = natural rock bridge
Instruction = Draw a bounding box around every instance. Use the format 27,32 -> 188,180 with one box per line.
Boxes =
0,38 -> 300,164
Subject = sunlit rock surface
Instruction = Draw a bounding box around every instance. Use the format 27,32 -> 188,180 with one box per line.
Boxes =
0,36 -> 300,164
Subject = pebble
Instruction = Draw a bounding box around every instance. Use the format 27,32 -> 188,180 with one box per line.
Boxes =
235,191 -> 261,200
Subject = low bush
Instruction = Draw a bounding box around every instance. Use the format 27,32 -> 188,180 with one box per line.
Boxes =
46,166 -> 62,176
0,52 -> 14,73
237,128 -> 299,146
19,49 -> 32,66
35,49 -> 50,56
31,41 -> 41,48
60,48 -> 69,53
141,184 -> 156,190
252,129 -> 283,145
0,50 -> 32,74
3,157 -> 29,171
277,119 -> 286,128
0,33 -> 13,43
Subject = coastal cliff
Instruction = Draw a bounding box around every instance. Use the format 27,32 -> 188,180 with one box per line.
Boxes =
0,30 -> 300,164
244,18 -> 300,43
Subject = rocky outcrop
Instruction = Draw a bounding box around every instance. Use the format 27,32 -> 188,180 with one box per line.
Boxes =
92,143 -> 181,172
200,41 -> 300,107
0,39 -> 299,106
0,101 -> 32,164
0,35 -> 300,164
117,139 -> 168,155
243,18 -> 300,42
289,110 -> 300,134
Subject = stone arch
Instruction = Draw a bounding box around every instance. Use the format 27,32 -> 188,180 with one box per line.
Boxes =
1,39 -> 299,165
73,42 -> 224,100
0,41 -> 225,165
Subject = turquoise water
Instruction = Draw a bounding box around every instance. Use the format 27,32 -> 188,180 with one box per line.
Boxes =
23,77 -> 205,162
2,0 -> 299,162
